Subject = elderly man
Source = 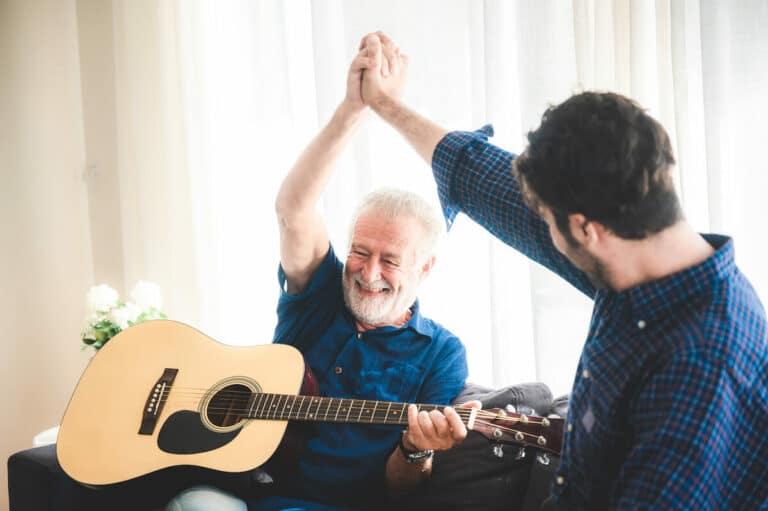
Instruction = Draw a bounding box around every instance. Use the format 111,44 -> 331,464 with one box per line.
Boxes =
166,41 -> 472,511
358,32 -> 768,510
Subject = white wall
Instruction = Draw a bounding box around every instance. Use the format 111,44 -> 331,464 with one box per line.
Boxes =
0,1 -> 93,509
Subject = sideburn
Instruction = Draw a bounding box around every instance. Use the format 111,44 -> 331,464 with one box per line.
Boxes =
553,209 -> 580,248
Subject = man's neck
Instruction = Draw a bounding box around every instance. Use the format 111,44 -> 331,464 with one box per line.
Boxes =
605,221 -> 715,292
355,309 -> 412,332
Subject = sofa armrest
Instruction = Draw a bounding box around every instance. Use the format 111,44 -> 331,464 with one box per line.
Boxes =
7,444 -> 264,511
8,444 -> 68,511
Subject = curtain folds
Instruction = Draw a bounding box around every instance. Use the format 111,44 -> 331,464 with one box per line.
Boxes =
99,0 -> 768,394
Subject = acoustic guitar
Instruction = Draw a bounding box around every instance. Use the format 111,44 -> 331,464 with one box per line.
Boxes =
57,320 -> 563,485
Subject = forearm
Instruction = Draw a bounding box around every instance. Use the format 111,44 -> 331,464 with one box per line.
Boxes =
384,444 -> 432,497
276,101 -> 364,292
370,95 -> 447,166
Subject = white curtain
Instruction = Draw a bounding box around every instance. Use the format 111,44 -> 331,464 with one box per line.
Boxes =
102,0 -> 768,395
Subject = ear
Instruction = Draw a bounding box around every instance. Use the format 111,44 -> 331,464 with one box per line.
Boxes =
418,255 -> 436,282
568,213 -> 608,249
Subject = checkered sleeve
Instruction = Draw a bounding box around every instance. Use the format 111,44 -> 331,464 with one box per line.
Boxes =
432,127 -> 595,297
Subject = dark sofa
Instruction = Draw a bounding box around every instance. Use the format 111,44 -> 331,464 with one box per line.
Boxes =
8,383 -> 566,511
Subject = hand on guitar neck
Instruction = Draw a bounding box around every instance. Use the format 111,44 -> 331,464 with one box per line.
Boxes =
400,400 -> 482,453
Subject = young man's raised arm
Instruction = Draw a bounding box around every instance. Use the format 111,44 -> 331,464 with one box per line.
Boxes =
360,33 -> 447,166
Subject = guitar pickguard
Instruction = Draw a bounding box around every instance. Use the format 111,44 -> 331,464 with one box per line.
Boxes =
158,410 -> 241,454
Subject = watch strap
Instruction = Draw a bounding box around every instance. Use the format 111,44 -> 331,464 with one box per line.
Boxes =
398,433 -> 434,463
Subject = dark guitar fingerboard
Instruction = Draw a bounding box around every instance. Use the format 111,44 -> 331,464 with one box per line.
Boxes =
247,393 -> 443,425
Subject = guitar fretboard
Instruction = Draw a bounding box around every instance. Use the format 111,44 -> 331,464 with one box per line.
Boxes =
246,393 -> 443,425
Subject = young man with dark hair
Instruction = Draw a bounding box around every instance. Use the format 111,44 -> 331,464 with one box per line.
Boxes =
357,32 -> 768,509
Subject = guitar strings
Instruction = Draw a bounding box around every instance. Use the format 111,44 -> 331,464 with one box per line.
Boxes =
142,399 -> 550,443
156,388 -> 550,421
165,397 -> 550,423
152,398 -> 554,426
163,387 -> 551,424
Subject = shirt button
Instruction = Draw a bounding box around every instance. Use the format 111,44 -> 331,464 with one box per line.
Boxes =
567,423 -> 573,432
357,332 -> 363,339
582,369 -> 590,379
334,366 -> 343,375
637,320 -> 646,329
556,475 -> 565,486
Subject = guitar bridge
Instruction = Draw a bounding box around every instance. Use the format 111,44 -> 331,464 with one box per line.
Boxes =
138,368 -> 178,435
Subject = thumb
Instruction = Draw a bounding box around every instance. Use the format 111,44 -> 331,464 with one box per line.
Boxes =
459,400 -> 483,409
364,34 -> 383,72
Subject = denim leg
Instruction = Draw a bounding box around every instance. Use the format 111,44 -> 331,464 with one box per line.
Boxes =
165,485 -> 248,511
249,495 -> 358,511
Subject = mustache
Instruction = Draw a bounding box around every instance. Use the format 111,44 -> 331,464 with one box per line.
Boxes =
351,273 -> 391,292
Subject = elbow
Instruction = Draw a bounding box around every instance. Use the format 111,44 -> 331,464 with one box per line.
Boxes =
274,187 -> 296,228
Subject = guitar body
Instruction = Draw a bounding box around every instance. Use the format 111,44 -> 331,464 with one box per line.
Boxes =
57,320 -> 306,485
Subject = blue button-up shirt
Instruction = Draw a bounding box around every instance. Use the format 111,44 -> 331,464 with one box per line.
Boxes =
273,246 -> 468,506
433,126 -> 768,509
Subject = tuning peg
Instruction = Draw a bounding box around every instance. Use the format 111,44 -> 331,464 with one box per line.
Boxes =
515,447 -> 527,460
493,444 -> 504,458
536,452 -> 551,466
505,404 -> 517,413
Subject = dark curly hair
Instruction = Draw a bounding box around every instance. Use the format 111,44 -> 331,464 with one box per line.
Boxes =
513,92 -> 682,241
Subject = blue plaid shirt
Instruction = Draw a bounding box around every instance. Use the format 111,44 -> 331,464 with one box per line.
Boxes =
433,126 -> 768,510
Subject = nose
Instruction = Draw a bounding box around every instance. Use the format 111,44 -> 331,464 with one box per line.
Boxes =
361,257 -> 382,282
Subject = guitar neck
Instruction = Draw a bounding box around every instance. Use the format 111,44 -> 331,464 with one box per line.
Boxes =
247,393 -> 440,426
244,392 -> 564,455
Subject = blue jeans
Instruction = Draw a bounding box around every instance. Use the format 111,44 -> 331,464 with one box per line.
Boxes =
165,485 -> 247,511
166,485 -> 357,511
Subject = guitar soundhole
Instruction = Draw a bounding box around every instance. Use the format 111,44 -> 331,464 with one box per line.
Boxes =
206,384 -> 253,428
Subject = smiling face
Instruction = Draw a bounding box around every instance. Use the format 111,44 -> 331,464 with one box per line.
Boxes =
342,210 -> 432,326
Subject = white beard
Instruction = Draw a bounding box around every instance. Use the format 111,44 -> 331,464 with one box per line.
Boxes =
342,271 -> 405,325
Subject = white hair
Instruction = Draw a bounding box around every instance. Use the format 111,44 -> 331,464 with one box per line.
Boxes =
348,187 -> 445,259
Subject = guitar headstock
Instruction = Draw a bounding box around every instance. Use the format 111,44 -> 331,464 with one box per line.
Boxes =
468,408 -> 564,456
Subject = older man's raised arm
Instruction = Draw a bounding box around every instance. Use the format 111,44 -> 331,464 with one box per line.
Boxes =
275,50 -> 373,295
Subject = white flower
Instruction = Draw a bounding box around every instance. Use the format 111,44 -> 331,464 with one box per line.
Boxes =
86,284 -> 119,313
81,280 -> 167,351
108,302 -> 142,330
130,281 -> 163,311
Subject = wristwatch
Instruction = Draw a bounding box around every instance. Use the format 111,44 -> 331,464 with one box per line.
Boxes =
398,434 -> 434,464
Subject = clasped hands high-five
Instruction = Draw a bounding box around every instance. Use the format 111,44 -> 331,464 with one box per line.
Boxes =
344,32 -> 408,115
341,31 -> 448,166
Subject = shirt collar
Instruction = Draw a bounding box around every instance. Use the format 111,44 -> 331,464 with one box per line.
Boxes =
623,234 -> 735,323
345,298 -> 435,341
406,299 -> 436,340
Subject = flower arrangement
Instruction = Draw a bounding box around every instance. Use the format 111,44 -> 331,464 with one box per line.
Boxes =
81,281 -> 167,351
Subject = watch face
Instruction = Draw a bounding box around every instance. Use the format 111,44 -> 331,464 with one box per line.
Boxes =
406,449 -> 434,463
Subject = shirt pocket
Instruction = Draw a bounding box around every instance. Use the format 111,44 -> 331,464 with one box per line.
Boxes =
355,360 -> 424,403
